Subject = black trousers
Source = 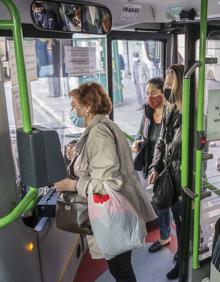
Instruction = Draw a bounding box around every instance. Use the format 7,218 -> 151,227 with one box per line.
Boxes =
107,251 -> 137,282
171,199 -> 183,261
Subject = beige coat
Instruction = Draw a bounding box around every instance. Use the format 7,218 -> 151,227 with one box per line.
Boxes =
70,114 -> 155,222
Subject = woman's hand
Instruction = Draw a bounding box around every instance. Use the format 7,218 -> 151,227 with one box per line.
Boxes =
66,144 -> 75,160
54,178 -> 77,192
131,140 -> 143,153
148,170 -> 159,185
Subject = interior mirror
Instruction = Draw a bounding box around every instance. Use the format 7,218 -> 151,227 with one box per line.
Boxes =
31,0 -> 112,35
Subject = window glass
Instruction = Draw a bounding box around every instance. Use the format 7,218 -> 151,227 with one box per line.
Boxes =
195,39 -> 220,260
112,39 -> 164,136
1,35 -> 107,194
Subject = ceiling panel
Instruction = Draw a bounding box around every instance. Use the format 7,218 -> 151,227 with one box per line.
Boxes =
0,0 -> 220,30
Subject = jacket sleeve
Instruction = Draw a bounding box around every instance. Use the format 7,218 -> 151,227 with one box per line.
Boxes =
76,124 -> 123,198
149,109 -> 166,173
135,114 -> 144,140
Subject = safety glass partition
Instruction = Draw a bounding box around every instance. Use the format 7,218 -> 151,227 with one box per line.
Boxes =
111,39 -> 164,136
1,34 -> 107,197
195,39 -> 220,261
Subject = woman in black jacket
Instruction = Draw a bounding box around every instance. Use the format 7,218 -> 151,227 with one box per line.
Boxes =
132,77 -> 172,252
148,64 -> 184,280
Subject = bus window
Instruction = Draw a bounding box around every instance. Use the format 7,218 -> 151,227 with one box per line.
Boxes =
1,35 -> 107,188
112,39 -> 164,136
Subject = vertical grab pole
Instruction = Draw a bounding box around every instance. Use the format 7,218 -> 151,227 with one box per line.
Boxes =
0,0 -> 32,133
181,78 -> 190,188
180,76 -> 191,282
193,0 -> 208,269
181,62 -> 201,282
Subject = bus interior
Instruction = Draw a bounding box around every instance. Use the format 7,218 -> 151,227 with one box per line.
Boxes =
0,0 -> 220,281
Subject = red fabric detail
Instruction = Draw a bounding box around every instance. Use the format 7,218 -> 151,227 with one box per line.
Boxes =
93,194 -> 110,204
148,94 -> 163,109
146,229 -> 160,243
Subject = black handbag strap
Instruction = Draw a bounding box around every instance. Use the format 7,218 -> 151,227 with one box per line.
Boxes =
58,191 -> 88,204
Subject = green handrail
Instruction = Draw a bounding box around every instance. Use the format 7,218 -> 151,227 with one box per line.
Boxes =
0,188 -> 38,228
0,0 -> 37,228
193,0 -> 208,269
181,62 -> 202,282
123,131 -> 135,143
181,78 -> 190,188
0,0 -> 32,133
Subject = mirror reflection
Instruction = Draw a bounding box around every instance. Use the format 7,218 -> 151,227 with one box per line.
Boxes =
31,1 -> 111,35
32,1 -> 68,31
61,4 -> 82,32
81,6 -> 111,34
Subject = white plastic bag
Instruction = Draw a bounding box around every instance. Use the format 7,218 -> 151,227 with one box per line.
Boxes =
88,185 -> 147,260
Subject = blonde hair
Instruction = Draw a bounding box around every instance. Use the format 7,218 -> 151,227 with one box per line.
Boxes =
166,64 -> 184,103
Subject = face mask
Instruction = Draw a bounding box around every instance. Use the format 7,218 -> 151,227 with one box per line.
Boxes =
133,58 -> 139,62
148,95 -> 163,109
70,111 -> 85,128
164,88 -> 172,101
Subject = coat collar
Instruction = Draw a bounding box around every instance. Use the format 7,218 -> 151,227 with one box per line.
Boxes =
84,114 -> 108,135
75,114 -> 108,153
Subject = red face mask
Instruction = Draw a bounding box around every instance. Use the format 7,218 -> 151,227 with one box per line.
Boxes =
148,95 -> 163,109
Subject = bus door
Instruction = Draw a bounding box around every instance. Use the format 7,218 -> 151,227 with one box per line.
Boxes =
106,30 -> 172,137
195,32 -> 220,281
178,22 -> 220,281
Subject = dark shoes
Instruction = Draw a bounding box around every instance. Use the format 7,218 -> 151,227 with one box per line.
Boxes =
148,239 -> 170,253
167,263 -> 179,280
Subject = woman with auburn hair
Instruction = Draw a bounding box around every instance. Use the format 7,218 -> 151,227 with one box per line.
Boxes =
55,82 -> 150,282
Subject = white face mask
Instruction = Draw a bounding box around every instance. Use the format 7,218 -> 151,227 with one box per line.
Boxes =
133,58 -> 139,62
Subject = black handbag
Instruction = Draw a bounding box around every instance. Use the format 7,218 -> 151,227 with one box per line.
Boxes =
133,140 -> 148,171
56,191 -> 93,235
152,165 -> 176,209
152,107 -> 181,209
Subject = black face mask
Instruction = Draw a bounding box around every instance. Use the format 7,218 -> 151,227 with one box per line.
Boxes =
164,88 -> 172,101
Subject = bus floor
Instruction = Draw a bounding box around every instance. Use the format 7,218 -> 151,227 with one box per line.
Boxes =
74,225 -> 178,282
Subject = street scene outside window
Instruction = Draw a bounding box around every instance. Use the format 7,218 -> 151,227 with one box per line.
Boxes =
0,36 -> 164,192
112,39 -> 164,136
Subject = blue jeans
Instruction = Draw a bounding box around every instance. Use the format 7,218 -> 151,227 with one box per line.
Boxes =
159,209 -> 171,240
